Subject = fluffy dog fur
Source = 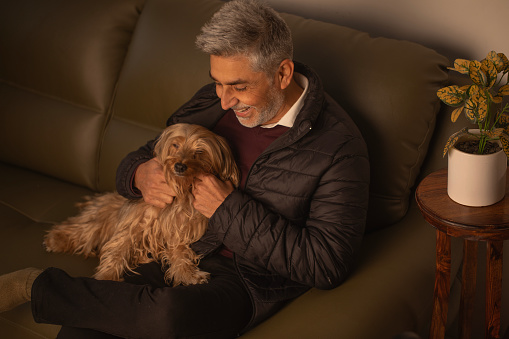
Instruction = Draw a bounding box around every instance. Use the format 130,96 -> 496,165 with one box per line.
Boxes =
44,123 -> 239,286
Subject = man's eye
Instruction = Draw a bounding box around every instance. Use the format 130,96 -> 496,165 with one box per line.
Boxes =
234,86 -> 247,92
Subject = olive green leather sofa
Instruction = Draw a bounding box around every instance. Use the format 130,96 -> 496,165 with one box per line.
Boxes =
0,0 -> 486,338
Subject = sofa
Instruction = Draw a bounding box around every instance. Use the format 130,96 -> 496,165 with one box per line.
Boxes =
2,0 -> 505,338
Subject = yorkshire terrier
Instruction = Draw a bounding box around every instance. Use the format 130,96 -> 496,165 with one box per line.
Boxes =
44,123 -> 239,286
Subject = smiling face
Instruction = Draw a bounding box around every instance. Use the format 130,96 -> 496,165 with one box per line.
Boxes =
210,54 -> 286,128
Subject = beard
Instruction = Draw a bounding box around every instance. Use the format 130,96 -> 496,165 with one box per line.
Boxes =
233,86 -> 285,128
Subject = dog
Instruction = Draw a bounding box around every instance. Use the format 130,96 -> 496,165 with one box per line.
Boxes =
44,123 -> 239,286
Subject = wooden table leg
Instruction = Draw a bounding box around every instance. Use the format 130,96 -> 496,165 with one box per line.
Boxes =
459,239 -> 478,339
430,230 -> 451,339
486,240 -> 503,339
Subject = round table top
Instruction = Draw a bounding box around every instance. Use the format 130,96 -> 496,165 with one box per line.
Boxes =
415,168 -> 509,240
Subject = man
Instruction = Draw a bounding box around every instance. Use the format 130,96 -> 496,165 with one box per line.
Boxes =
0,0 -> 369,338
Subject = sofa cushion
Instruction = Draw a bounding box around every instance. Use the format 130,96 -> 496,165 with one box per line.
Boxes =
0,162 -> 94,223
282,14 -> 449,230
0,192 -> 97,339
0,0 -> 146,190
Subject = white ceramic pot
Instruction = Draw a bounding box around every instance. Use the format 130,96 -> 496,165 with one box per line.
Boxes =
447,131 -> 507,207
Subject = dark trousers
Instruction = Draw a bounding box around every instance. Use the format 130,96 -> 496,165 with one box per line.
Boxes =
31,255 -> 253,339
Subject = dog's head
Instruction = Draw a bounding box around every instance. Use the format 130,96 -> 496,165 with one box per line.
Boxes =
154,123 -> 240,197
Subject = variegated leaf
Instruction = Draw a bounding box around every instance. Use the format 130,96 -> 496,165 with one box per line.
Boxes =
437,85 -> 466,106
485,128 -> 503,138
467,84 -> 480,97
499,112 -> 509,125
448,59 -> 470,74
477,93 -> 489,121
466,84 -> 479,96
481,59 -> 497,89
464,86 -> 481,122
486,91 -> 503,105
498,84 -> 509,96
500,135 -> 509,159
469,60 -> 487,87
487,51 -> 504,73
443,127 -> 469,157
464,108 -> 476,123
500,114 -> 509,135
450,106 -> 464,122
492,95 -> 503,104
498,53 -> 509,72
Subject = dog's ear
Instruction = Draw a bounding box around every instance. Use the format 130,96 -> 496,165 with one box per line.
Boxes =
214,136 -> 241,188
154,124 -> 183,160
223,154 -> 240,188
155,125 -> 173,158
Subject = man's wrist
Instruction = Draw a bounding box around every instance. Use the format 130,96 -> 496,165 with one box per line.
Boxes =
130,170 -> 143,197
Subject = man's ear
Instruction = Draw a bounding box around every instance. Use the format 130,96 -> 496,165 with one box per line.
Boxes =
276,59 -> 294,90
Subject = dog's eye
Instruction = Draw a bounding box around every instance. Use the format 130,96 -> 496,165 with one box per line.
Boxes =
172,143 -> 179,150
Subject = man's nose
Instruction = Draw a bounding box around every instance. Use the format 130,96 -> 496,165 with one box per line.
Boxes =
219,86 -> 238,110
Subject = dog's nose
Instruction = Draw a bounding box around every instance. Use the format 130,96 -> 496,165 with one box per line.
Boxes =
174,163 -> 187,174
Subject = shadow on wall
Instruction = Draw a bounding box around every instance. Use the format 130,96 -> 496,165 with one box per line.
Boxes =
262,0 -> 478,65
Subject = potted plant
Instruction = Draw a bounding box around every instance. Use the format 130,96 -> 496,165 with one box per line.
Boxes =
437,50 -> 509,206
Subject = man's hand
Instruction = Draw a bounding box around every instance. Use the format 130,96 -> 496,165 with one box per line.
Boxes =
134,158 -> 175,209
192,173 -> 234,218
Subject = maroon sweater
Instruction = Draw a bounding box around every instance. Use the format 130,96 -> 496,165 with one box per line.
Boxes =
212,110 -> 289,258
213,110 -> 289,189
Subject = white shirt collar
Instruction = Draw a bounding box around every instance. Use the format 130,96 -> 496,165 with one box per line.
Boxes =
261,72 -> 309,129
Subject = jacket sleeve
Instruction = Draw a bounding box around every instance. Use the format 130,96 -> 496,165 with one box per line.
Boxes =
208,136 -> 370,290
115,139 -> 158,199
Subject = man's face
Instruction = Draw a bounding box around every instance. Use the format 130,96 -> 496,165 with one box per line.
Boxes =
209,55 -> 285,128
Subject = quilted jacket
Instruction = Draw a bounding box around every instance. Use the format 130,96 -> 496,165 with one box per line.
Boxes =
116,62 -> 370,330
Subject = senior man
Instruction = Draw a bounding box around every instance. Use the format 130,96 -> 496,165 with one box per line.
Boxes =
0,0 -> 369,338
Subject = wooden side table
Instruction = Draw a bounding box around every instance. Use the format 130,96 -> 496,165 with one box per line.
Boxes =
416,168 -> 509,339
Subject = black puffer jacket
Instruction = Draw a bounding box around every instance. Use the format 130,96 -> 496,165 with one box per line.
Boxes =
116,62 -> 370,330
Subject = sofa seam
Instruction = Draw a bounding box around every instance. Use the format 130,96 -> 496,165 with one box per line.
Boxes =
0,79 -> 103,114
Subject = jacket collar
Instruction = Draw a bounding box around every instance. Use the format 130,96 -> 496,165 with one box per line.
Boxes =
276,61 -> 325,145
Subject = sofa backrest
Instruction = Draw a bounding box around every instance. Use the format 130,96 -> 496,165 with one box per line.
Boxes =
0,0 -> 146,189
0,0 -> 449,231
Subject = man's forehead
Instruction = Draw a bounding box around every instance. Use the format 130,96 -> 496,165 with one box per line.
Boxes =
209,54 -> 262,83
208,71 -> 248,86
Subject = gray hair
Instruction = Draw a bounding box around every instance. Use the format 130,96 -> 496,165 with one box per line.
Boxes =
195,0 -> 293,76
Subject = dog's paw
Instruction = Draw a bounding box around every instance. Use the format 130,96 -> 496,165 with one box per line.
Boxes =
191,270 -> 210,285
93,270 -> 124,282
43,231 -> 69,253
170,269 -> 210,286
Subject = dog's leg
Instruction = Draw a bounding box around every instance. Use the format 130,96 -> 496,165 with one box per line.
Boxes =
163,247 -> 210,286
93,229 -> 137,282
93,204 -> 159,281
44,193 -> 126,257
